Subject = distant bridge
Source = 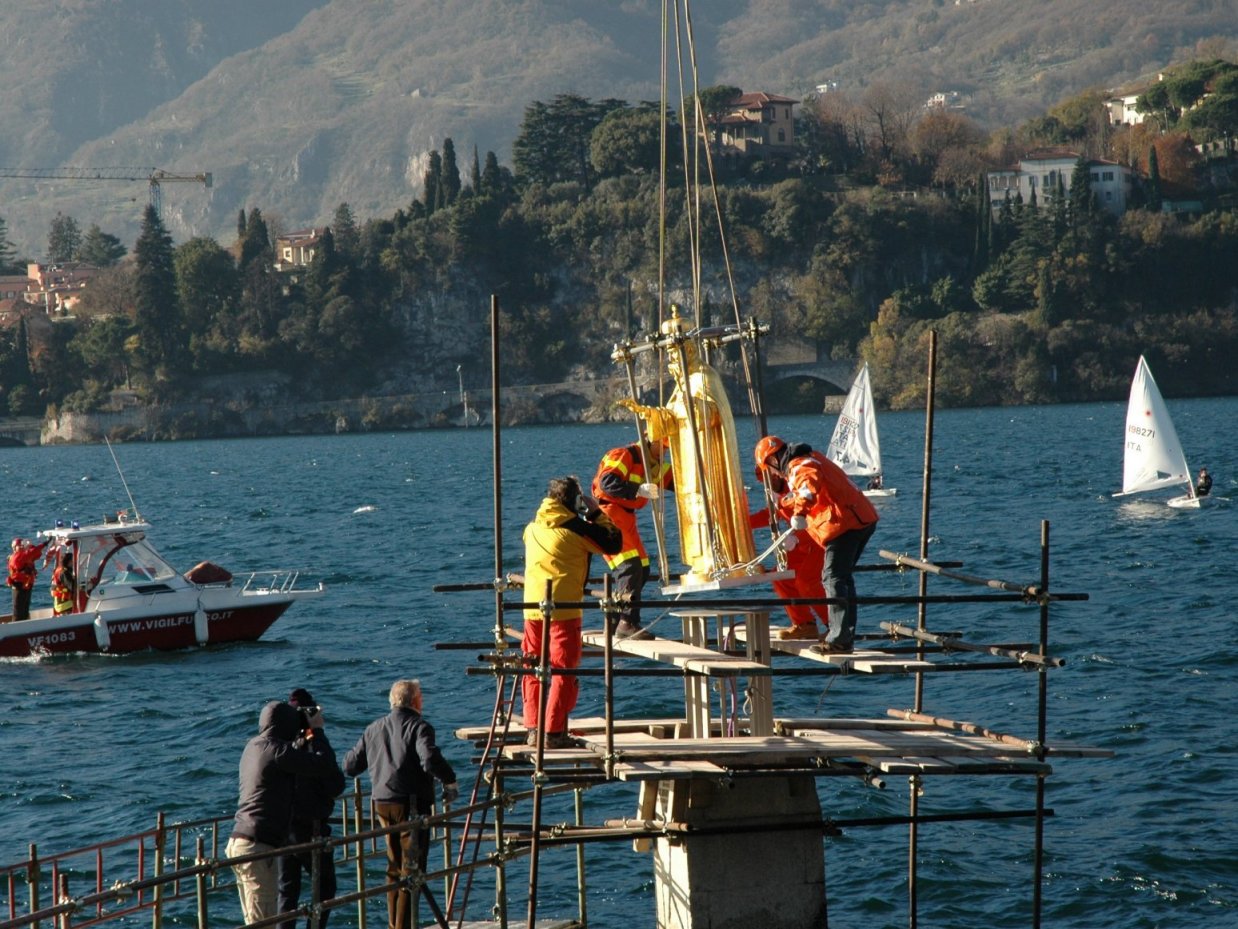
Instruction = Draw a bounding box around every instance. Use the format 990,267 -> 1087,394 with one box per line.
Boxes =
0,418 -> 43,446
763,357 -> 857,393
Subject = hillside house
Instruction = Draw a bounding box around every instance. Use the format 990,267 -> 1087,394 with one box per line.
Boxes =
1105,92 -> 1146,126
719,92 -> 798,157
987,150 -> 1134,217
274,227 -> 326,271
24,262 -> 99,314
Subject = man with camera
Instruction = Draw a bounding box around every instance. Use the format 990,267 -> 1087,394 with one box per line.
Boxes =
278,688 -> 346,929
227,700 -> 344,926
521,475 -> 622,749
344,680 -> 458,929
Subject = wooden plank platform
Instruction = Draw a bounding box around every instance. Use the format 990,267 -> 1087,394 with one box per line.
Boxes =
476,715 -> 1103,775
580,630 -> 771,676
732,624 -> 934,672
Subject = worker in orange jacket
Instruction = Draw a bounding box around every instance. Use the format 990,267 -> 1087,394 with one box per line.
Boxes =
749,501 -> 829,641
591,439 -> 672,639
754,437 -> 878,653
8,537 -> 50,621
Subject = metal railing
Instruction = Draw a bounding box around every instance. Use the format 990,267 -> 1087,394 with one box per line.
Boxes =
0,781 -> 510,929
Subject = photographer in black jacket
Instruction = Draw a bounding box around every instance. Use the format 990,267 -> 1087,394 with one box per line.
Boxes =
277,688 -> 346,929
227,701 -> 343,925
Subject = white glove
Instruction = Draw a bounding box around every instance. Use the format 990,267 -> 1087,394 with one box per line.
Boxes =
636,483 -> 660,500
790,515 -> 807,531
781,533 -> 799,552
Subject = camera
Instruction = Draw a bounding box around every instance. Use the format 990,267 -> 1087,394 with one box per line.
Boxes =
298,704 -> 322,726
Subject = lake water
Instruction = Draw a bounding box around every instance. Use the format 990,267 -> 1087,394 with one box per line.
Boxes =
1,398 -> 1235,928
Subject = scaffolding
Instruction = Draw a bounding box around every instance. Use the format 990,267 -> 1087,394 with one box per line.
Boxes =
436,299 -> 1111,929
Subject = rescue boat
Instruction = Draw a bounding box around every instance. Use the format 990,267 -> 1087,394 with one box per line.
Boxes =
0,513 -> 325,658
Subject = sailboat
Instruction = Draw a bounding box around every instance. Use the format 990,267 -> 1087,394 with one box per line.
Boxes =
827,363 -> 896,498
1113,356 -> 1210,509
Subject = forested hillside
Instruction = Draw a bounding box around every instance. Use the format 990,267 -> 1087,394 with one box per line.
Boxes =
3,55 -> 1236,435
0,0 -> 1233,256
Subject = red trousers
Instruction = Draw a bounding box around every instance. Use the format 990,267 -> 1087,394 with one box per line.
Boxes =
776,532 -> 830,628
521,618 -> 582,734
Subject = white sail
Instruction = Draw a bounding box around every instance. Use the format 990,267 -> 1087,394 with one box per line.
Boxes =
1117,356 -> 1192,497
828,363 -> 882,478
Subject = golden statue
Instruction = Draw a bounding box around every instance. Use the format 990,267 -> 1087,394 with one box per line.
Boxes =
620,308 -> 756,586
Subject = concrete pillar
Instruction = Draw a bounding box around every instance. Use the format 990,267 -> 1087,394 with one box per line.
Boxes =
653,775 -> 825,929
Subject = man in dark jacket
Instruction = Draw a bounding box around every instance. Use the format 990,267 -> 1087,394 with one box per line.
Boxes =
277,688 -> 346,929
343,680 -> 458,929
227,701 -> 344,926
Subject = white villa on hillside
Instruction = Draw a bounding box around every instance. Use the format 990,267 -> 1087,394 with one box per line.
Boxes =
987,149 -> 1134,217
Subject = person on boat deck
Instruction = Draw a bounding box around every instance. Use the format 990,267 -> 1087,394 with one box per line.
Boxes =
748,481 -> 830,642
7,537 -> 50,621
343,680 -> 458,929
227,701 -> 343,927
50,552 -> 76,615
522,476 -> 623,749
867,475 -> 883,491
1197,468 -> 1212,497
590,435 -> 673,640
278,688 -> 346,929
755,437 -> 879,653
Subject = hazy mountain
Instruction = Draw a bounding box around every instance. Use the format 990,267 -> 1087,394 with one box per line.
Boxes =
0,0 -> 1233,257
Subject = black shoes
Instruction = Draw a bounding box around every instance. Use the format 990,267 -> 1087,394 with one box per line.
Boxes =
614,620 -> 652,640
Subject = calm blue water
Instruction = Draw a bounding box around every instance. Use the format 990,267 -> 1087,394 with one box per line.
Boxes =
1,399 -> 1235,928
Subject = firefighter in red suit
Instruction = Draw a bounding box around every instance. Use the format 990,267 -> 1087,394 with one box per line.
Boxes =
7,537 -> 50,621
590,439 -> 672,639
755,437 -> 878,653
521,476 -> 622,749
749,501 -> 829,641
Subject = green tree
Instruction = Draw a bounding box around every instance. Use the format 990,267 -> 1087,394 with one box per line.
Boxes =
174,237 -> 239,371
590,106 -> 669,177
441,138 -> 461,206
469,146 -> 482,196
331,203 -> 360,260
512,94 -> 624,189
423,151 -> 443,215
239,208 -> 270,271
132,205 -> 182,383
691,85 -> 743,156
78,225 -> 127,267
0,214 -> 17,273
1146,146 -> 1162,212
47,213 -> 82,263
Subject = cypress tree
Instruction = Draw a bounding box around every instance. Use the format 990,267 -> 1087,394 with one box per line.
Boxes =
470,145 -> 482,196
1146,146 -> 1163,212
441,138 -> 461,205
423,151 -> 443,215
133,205 -> 182,380
237,208 -> 247,241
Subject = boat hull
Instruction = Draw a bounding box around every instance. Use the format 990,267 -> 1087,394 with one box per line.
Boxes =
0,599 -> 297,658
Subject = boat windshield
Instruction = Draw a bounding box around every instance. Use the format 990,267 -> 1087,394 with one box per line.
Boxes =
78,533 -> 178,592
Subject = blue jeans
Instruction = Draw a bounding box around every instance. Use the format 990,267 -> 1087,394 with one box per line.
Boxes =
821,523 -> 876,649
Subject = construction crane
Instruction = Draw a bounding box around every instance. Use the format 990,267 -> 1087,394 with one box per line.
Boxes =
0,166 -> 212,217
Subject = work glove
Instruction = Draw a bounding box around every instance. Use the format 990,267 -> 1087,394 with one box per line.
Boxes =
781,532 -> 799,552
790,515 -> 808,531
442,782 -> 459,804
636,483 -> 660,500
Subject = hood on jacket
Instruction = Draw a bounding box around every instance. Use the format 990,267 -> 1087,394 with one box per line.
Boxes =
258,700 -> 303,741
781,442 -> 814,470
533,496 -> 577,528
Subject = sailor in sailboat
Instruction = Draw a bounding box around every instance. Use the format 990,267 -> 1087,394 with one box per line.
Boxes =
1196,468 -> 1212,497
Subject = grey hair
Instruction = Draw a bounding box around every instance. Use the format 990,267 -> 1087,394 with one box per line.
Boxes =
389,679 -> 421,709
